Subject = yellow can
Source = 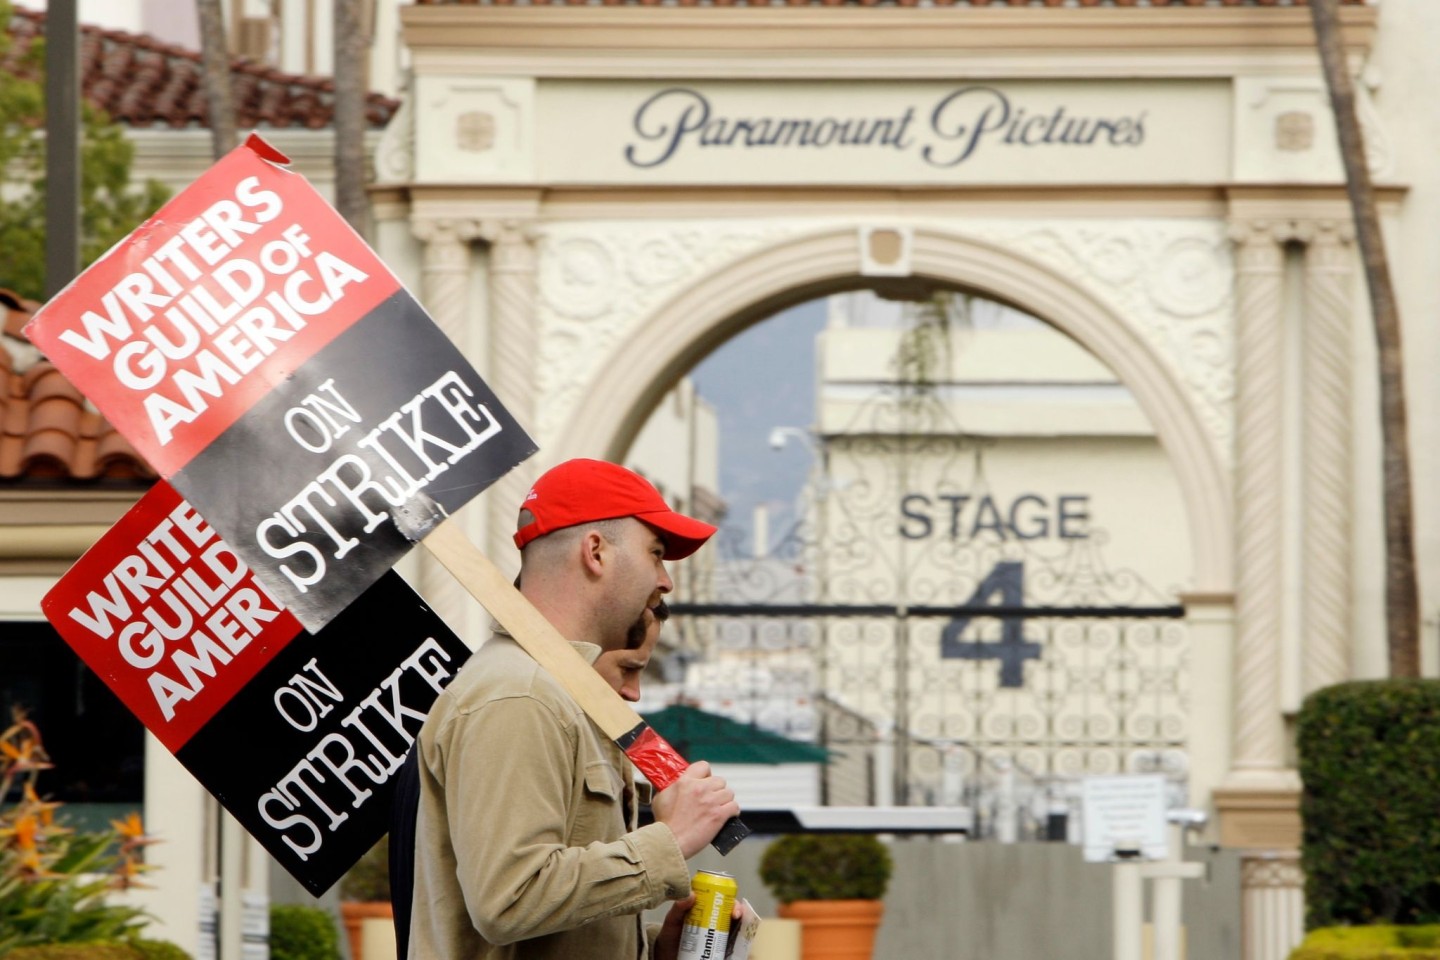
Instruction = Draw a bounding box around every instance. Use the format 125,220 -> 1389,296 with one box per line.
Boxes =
677,870 -> 738,960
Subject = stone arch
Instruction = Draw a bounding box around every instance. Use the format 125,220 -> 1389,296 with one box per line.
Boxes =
552,226 -> 1232,593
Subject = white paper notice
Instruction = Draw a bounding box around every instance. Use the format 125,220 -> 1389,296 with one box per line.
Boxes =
1081,774 -> 1168,863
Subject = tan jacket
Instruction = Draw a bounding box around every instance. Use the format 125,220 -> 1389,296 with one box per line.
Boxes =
409,630 -> 691,960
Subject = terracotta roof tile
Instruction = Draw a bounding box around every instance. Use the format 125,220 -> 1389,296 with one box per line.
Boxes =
0,10 -> 394,484
0,290 -> 155,485
7,7 -> 399,130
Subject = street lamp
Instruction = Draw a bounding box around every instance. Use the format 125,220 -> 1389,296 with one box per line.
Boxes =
770,424 -> 836,802
769,425 -> 815,453
767,424 -> 831,596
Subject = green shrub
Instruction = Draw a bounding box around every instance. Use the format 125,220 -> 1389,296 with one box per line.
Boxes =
6,945 -> 143,960
0,713 -> 154,957
758,834 -> 893,903
1297,680 -> 1440,928
3,940 -> 189,960
129,941 -> 192,960
339,839 -> 389,902
268,905 -> 341,960
3,942 -> 190,960
6,944 -> 140,960
1289,925 -> 1440,959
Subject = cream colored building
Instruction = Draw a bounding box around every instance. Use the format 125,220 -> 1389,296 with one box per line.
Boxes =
5,0 -> 1440,957
366,2 -> 1434,957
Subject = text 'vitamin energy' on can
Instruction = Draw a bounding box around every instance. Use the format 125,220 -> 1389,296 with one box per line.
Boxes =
677,870 -> 738,960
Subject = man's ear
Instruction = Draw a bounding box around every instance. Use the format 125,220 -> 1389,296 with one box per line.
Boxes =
579,528 -> 607,577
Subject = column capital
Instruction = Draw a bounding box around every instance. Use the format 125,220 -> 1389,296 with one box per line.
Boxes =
1227,218 -> 1309,253
1287,218 -> 1357,248
1304,220 -> 1358,270
1240,853 -> 1304,890
413,218 -> 484,275
478,217 -> 537,244
480,218 -> 539,274
411,216 -> 485,248
1227,219 -> 1295,273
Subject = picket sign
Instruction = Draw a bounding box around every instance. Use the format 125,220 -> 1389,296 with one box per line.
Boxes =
42,480 -> 473,895
26,133 -> 746,897
25,133 -> 537,631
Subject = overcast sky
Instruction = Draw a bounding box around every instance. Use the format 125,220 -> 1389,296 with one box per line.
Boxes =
689,298 -> 827,558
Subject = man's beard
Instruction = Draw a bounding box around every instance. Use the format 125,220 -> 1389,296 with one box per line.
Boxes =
624,600 -> 670,650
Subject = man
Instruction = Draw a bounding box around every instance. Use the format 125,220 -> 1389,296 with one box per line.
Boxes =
408,458 -> 740,960
594,600 -> 668,706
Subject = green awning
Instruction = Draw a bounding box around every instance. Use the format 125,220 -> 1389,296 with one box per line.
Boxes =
642,704 -> 831,765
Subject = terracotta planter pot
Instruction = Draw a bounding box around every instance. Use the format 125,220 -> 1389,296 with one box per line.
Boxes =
340,900 -> 394,960
777,899 -> 884,960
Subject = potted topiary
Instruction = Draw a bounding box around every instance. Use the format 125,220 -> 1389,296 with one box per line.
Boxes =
269,904 -> 341,960
338,840 -> 391,960
758,833 -> 892,960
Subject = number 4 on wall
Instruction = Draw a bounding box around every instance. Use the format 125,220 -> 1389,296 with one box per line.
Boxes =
940,561 -> 1041,688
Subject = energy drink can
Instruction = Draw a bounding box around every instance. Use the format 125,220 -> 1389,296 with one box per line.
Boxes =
677,870 -> 738,960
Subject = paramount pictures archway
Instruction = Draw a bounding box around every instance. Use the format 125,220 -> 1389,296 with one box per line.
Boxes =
557,227 -> 1224,818
558,227 -> 1232,595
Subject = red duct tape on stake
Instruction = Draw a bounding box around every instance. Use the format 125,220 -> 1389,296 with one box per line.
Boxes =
618,721 -> 748,852
622,724 -> 690,792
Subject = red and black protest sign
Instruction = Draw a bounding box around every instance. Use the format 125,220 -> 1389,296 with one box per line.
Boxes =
26,135 -> 535,631
43,481 -> 472,895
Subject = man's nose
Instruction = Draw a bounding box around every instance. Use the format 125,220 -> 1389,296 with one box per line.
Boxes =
658,563 -> 674,594
621,681 -> 641,703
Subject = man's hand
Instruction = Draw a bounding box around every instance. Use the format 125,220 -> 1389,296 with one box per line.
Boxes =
725,898 -> 759,958
653,895 -> 695,960
652,761 -> 740,858
653,895 -> 759,960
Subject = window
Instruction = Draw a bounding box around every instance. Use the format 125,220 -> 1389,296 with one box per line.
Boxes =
1,621 -> 144,830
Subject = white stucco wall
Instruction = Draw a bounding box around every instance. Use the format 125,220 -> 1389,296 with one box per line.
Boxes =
1360,0 -> 1440,680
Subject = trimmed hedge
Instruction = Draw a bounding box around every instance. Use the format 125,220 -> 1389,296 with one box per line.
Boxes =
1289,925 -> 1440,959
758,834 -> 893,903
268,906 -> 341,960
1297,680 -> 1440,929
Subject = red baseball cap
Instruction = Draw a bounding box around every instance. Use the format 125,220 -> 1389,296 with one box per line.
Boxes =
512,458 -> 718,560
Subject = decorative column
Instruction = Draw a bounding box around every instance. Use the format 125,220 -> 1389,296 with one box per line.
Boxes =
1300,222 -> 1357,694
1225,220 -> 1291,782
413,217 -> 482,632
1241,854 -> 1306,960
1218,219 -> 1306,960
415,218 -> 482,347
480,219 -> 541,572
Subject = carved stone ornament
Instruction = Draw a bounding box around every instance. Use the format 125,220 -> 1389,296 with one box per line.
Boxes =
1241,855 -> 1304,890
1148,237 -> 1232,318
374,96 -> 414,182
532,222 -> 799,441
530,219 -> 1235,464
992,220 -> 1235,463
1275,111 -> 1315,152
456,111 -> 496,153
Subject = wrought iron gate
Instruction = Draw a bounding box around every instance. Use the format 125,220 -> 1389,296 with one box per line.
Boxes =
668,600 -> 1187,840
664,352 -> 1192,839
